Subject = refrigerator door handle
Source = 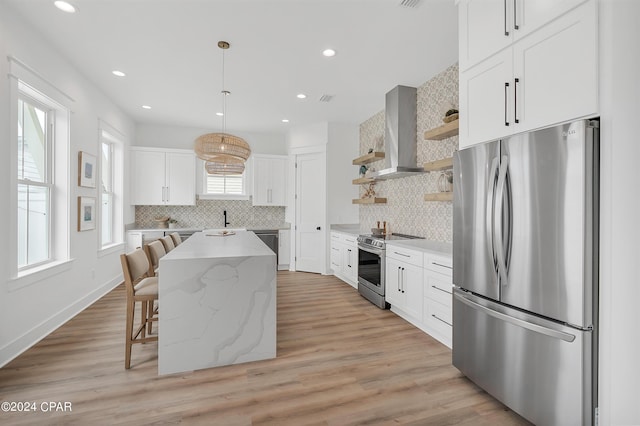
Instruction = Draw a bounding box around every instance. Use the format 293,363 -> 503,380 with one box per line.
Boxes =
455,292 -> 576,343
486,156 -> 500,273
494,155 -> 509,286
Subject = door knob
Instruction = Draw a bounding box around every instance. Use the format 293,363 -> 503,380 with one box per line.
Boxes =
316,226 -> 321,230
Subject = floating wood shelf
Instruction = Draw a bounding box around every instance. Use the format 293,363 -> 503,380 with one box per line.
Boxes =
424,192 -> 453,202
352,177 -> 375,185
424,119 -> 459,140
423,157 -> 454,172
352,152 -> 385,165
352,197 -> 387,205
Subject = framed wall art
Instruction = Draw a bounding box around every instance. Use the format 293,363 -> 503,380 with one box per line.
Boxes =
78,151 -> 97,188
77,196 -> 96,231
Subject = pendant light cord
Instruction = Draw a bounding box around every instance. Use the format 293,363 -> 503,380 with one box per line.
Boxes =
221,43 -> 229,135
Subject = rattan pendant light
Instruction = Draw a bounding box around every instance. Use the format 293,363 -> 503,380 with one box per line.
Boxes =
205,160 -> 245,176
195,41 -> 251,165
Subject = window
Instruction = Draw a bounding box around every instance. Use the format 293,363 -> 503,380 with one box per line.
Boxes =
98,125 -> 124,250
205,173 -> 244,195
14,84 -> 69,273
10,61 -> 70,281
17,95 -> 53,269
101,140 -> 114,246
201,157 -> 250,198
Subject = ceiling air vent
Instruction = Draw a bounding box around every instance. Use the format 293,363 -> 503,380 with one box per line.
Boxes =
398,0 -> 422,8
319,94 -> 334,102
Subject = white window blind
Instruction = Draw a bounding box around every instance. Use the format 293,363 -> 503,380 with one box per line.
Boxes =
206,174 -> 244,195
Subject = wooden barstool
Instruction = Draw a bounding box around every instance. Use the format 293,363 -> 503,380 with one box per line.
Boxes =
144,240 -> 166,277
120,249 -> 158,369
160,235 -> 175,252
169,232 -> 182,246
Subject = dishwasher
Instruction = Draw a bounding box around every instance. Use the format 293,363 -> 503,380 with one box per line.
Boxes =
252,230 -> 278,265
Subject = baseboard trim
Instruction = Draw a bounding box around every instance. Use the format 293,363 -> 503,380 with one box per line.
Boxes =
0,275 -> 122,368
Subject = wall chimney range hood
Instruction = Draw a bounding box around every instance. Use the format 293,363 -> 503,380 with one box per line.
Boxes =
370,85 -> 424,180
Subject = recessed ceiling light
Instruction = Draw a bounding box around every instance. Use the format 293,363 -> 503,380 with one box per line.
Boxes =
297,93 -> 307,99
322,49 -> 336,57
282,119 -> 290,123
216,112 -> 224,116
142,105 -> 152,110
112,70 -> 126,77
54,1 -> 76,13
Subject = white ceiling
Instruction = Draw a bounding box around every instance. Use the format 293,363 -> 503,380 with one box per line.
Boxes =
6,0 -> 458,135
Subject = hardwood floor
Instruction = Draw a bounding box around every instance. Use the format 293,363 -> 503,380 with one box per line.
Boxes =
0,271 -> 529,425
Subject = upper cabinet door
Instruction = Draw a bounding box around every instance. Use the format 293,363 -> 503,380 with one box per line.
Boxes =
513,0 -> 588,42
268,157 -> 287,206
459,49 -> 513,149
252,155 -> 287,206
165,152 -> 196,206
512,0 -> 598,134
459,0 -> 512,71
131,148 -> 196,206
131,149 -> 166,205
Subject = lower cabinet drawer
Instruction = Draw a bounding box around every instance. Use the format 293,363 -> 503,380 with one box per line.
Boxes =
424,297 -> 452,339
425,271 -> 453,307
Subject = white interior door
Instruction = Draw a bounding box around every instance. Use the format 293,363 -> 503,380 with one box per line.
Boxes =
295,152 -> 325,273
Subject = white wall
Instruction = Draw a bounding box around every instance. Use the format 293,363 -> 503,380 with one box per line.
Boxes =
327,123 -> 359,225
135,123 -> 286,155
598,1 -> 640,424
0,2 -> 135,366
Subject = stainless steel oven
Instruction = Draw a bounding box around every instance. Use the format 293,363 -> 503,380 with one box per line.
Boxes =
357,238 -> 388,309
357,233 -> 424,309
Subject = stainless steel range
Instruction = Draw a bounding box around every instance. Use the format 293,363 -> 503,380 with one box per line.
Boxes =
357,233 -> 423,309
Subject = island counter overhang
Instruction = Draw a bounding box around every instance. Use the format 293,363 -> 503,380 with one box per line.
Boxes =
157,231 -> 276,375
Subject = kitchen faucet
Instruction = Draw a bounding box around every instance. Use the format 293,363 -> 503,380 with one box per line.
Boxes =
223,210 -> 230,228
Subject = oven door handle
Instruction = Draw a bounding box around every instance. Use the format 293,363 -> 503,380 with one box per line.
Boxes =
357,244 -> 384,256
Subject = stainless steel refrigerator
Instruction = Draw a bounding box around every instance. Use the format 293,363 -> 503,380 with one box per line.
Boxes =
452,119 -> 599,425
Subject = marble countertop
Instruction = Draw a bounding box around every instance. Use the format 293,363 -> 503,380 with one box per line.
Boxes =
162,230 -> 275,261
126,223 -> 290,232
385,239 -> 452,256
330,224 -> 361,235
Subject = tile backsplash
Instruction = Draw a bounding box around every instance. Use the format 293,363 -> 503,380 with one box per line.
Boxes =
135,199 -> 286,229
359,63 -> 459,242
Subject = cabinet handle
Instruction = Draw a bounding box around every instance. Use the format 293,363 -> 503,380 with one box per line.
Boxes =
432,314 -> 452,327
431,285 -> 452,295
393,251 -> 411,258
514,78 -> 520,124
513,0 -> 519,30
431,262 -> 452,269
504,0 -> 509,36
166,186 -> 170,202
504,82 -> 510,127
398,267 -> 401,292
401,267 -> 405,293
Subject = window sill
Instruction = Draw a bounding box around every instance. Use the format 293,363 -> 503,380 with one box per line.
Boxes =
198,194 -> 251,201
8,258 -> 76,292
98,242 -> 125,258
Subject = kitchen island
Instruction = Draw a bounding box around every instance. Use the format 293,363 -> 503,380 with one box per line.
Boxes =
157,230 -> 276,375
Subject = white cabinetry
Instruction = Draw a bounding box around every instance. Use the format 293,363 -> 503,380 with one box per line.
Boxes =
423,254 -> 454,348
459,0 -> 588,71
459,0 -> 597,148
252,154 -> 287,206
330,231 -> 358,288
385,247 -> 423,321
131,148 -> 196,205
278,229 -> 291,270
126,231 -> 142,252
